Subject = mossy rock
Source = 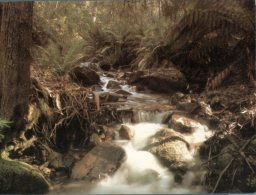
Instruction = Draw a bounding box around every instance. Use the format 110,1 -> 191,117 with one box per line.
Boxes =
0,152 -> 49,194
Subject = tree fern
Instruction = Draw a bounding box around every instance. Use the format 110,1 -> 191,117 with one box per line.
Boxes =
160,0 -> 255,90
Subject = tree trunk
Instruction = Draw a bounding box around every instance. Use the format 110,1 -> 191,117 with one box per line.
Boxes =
0,4 -> 2,101
0,2 -> 33,134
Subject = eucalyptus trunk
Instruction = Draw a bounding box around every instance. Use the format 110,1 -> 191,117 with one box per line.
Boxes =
0,2 -> 33,133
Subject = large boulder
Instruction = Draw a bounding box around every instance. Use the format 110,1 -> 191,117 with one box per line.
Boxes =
71,143 -> 126,181
128,68 -> 187,94
0,153 -> 49,194
145,129 -> 192,182
69,65 -> 100,86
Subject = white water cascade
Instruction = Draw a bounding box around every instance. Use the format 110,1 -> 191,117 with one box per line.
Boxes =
86,122 -> 212,194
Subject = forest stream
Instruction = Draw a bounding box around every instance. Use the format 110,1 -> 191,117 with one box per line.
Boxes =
0,1 -> 255,194
50,73 -> 213,194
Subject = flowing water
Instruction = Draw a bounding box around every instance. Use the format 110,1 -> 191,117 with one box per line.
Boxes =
51,74 -> 213,194
87,120 -> 212,194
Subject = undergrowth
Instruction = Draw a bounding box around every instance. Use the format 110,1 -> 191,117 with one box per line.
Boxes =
32,1 -> 173,72
32,0 -> 255,90
33,40 -> 85,74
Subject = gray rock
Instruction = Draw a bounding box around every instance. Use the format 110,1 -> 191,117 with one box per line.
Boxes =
115,89 -> 132,96
99,92 -> 121,102
168,114 -> 203,133
145,129 -> 191,176
90,133 -> 102,146
129,68 -> 187,94
119,124 -> 134,140
106,80 -> 121,89
71,143 -> 126,181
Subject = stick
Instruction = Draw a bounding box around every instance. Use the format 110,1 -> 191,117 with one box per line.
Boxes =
211,158 -> 234,193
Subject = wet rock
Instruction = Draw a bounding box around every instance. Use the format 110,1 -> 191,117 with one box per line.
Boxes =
170,93 -> 200,113
115,89 -> 132,96
119,124 -> 134,140
100,125 -> 116,141
90,133 -> 102,146
129,68 -> 187,93
71,143 -> 126,181
198,101 -> 213,116
145,129 -> 191,176
69,66 -> 100,86
170,92 -> 187,104
117,72 -> 126,79
106,80 -> 121,89
168,114 -> 203,133
104,72 -> 115,78
99,92 -> 121,102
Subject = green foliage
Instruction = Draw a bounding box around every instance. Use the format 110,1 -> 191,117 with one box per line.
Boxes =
0,119 -> 11,130
131,17 -> 171,70
164,0 -> 254,64
33,1 -> 172,71
33,0 -> 254,79
33,40 -> 86,74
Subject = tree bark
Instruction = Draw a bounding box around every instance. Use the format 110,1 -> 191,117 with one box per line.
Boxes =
0,4 -> 2,101
0,2 -> 33,133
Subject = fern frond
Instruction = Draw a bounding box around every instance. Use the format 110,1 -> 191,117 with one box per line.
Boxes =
0,119 -> 11,130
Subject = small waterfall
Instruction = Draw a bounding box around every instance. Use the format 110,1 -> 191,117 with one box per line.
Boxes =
100,76 -> 113,91
132,110 -> 172,124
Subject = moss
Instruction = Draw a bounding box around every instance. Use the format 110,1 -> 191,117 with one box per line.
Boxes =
0,151 -> 49,194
